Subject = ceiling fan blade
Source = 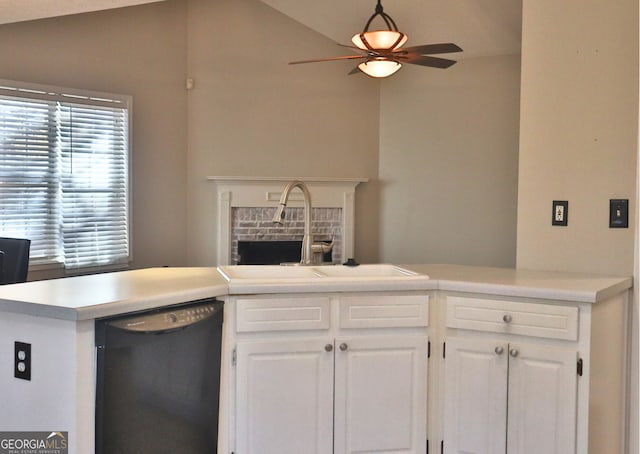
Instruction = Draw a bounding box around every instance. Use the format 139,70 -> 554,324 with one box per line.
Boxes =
404,55 -> 458,69
348,66 -> 362,75
399,43 -> 462,55
289,55 -> 365,65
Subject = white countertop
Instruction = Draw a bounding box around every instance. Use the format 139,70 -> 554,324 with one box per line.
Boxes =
0,264 -> 632,321
0,267 -> 228,321
404,264 -> 633,303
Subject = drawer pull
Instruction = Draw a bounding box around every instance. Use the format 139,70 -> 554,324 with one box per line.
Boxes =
339,343 -> 349,352
325,344 -> 333,352
509,348 -> 519,358
503,314 -> 513,323
494,346 -> 504,355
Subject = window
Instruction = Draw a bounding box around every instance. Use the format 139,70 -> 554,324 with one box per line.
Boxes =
0,80 -> 131,271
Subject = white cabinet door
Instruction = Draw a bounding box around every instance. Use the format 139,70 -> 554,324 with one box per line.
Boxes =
506,343 -> 577,454
443,337 -> 509,454
333,335 -> 429,454
443,338 -> 578,454
235,338 -> 334,454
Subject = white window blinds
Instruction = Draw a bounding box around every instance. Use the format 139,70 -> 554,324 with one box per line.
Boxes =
0,80 -> 131,271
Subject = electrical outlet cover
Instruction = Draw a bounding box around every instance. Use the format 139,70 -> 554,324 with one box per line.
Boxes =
14,341 -> 31,381
552,201 -> 568,226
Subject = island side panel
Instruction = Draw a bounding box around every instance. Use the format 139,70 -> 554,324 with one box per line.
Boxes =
75,319 -> 97,454
588,291 -> 629,454
0,311 -> 95,454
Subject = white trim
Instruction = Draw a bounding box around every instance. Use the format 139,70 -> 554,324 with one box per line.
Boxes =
208,177 -> 368,265
343,191 -> 356,259
217,190 -> 232,265
631,58 -> 640,453
0,78 -> 131,108
631,19 -> 640,453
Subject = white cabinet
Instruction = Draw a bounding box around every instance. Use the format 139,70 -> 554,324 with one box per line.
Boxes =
437,293 -> 627,454
235,338 -> 334,454
443,337 -> 508,454
334,335 -> 428,454
505,342 -> 577,454
223,287 -> 627,454
230,293 -> 430,454
443,337 -> 577,454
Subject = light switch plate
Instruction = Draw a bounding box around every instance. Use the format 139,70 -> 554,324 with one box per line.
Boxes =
609,199 -> 629,228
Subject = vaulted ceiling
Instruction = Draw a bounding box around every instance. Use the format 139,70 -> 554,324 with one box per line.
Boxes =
261,0 -> 521,59
0,0 -> 165,25
0,0 -> 521,58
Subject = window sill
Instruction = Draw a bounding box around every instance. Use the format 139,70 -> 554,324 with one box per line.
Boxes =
27,261 -> 131,281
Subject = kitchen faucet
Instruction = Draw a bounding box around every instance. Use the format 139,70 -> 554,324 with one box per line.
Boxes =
272,180 -> 332,265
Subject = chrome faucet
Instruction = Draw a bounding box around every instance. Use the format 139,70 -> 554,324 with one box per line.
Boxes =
273,180 -> 332,265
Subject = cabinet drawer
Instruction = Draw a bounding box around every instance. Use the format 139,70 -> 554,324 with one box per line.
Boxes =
339,294 -> 429,329
446,296 -> 578,340
236,296 -> 331,332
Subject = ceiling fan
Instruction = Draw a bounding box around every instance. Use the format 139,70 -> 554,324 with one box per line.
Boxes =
289,0 -> 462,78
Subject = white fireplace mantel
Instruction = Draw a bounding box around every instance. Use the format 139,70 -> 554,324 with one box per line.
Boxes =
207,176 -> 368,265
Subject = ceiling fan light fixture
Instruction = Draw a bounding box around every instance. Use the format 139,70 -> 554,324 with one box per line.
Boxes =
287,0 -> 462,77
351,30 -> 408,51
358,59 -> 402,78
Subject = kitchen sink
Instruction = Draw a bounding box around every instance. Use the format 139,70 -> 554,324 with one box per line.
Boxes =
313,264 -> 421,278
217,265 -> 323,281
218,263 -> 432,293
217,263 -> 428,283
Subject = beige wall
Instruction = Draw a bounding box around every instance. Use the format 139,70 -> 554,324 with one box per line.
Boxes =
517,0 -> 638,276
0,0 -> 381,273
379,55 -> 521,267
517,2 -> 639,453
0,1 -> 189,278
185,0 -> 381,266
0,0 -> 522,272
5,0 -> 633,276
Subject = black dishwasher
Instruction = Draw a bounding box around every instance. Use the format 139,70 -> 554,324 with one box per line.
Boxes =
95,298 -> 223,454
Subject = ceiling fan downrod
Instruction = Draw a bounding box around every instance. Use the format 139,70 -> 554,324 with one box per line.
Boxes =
355,0 -> 406,52
363,0 -> 399,33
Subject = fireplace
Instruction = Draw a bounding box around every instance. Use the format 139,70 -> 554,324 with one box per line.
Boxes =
208,177 -> 367,265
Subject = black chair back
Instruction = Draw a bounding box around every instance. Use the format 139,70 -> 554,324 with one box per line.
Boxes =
0,237 -> 30,284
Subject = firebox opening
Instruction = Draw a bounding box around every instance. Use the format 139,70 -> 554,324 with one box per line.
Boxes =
237,241 -> 333,265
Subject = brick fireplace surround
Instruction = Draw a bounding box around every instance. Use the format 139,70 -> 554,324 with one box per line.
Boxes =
208,177 -> 367,265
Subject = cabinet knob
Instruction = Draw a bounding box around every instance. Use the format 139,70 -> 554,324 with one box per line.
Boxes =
503,314 -> 512,323
509,348 -> 519,357
494,346 -> 504,355
339,343 -> 348,351
325,344 -> 333,352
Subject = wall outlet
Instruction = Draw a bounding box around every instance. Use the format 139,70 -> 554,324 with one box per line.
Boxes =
609,199 -> 629,228
14,341 -> 31,381
552,201 -> 568,226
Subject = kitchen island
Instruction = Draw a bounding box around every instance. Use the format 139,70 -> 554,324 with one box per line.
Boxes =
0,265 -> 631,454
